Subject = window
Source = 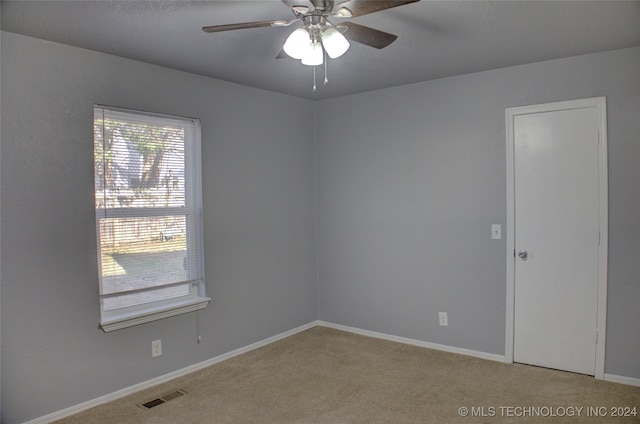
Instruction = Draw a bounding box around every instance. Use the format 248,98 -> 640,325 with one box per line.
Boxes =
94,105 -> 209,332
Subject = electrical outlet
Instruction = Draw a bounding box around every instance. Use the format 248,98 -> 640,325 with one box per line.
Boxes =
439,312 -> 448,327
151,339 -> 163,357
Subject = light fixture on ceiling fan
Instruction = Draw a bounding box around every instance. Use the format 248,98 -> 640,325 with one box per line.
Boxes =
283,16 -> 350,65
203,0 -> 420,92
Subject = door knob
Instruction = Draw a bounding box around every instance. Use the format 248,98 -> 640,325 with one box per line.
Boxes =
518,249 -> 528,259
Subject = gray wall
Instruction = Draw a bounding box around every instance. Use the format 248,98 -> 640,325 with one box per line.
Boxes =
2,29 -> 640,423
316,47 -> 640,377
1,32 -> 317,423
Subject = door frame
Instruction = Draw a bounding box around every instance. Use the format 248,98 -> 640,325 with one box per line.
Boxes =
504,97 -> 608,379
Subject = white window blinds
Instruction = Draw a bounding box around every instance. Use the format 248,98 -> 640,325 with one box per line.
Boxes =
94,105 -> 209,331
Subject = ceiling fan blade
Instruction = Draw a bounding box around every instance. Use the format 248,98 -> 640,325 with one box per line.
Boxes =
276,49 -> 289,59
339,22 -> 398,49
202,20 -> 286,33
334,0 -> 419,18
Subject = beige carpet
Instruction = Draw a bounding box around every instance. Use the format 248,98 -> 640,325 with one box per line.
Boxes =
56,326 -> 640,423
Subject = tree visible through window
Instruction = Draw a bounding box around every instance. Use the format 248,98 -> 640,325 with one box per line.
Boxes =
94,106 -> 208,331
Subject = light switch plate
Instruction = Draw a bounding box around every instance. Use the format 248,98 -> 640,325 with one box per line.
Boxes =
491,224 -> 502,240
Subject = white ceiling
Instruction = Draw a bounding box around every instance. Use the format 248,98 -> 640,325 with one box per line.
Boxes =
2,0 -> 640,100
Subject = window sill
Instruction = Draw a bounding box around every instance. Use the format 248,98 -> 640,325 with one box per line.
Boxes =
100,297 -> 211,332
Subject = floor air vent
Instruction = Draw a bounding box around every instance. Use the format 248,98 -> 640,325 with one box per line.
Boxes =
138,389 -> 187,409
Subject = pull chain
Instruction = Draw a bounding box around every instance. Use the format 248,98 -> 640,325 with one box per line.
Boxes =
313,66 -> 317,92
324,50 -> 328,85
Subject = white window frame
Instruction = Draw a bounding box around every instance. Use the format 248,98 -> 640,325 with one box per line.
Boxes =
94,105 -> 209,332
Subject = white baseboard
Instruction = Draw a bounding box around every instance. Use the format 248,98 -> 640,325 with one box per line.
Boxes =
604,373 -> 640,387
25,321 -> 320,424
318,321 -> 506,363
319,322 -> 640,388
26,320 -> 640,423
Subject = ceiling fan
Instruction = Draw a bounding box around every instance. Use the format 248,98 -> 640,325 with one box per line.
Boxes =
202,0 -> 420,91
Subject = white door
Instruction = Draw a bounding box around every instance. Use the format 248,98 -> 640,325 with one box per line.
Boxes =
509,99 -> 607,376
